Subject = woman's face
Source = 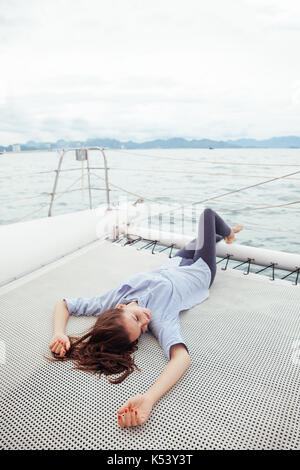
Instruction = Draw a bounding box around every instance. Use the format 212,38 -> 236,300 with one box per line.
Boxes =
116,302 -> 152,342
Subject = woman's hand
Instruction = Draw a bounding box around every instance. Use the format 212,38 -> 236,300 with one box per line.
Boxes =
117,393 -> 154,427
49,333 -> 70,357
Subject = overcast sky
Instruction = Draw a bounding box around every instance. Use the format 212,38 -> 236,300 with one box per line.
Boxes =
0,0 -> 299,145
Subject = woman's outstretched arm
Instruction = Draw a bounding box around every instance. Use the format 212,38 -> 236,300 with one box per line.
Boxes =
49,300 -> 71,357
117,344 -> 191,427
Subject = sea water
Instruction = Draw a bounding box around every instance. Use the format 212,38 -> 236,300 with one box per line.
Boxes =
0,148 -> 299,255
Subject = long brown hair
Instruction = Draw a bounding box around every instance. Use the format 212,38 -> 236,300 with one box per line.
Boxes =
48,308 -> 140,384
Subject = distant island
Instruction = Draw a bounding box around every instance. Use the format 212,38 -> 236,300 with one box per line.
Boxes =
1,135 -> 300,152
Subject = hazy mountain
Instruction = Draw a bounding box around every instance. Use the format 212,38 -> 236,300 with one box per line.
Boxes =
226,136 -> 300,148
119,138 -> 239,149
1,136 -> 300,151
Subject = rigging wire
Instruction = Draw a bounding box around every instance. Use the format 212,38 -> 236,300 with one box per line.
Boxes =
17,175 -> 87,222
218,200 -> 300,212
7,161 -> 299,227
2,193 -> 52,203
16,202 -> 50,222
0,187 -> 114,204
0,167 -> 104,180
147,195 -> 300,208
191,170 -> 300,206
1,162 -> 300,180
90,172 -> 165,205
91,170 -> 300,213
139,168 -> 300,224
90,172 -> 300,235
4,150 -> 299,239
238,222 -> 300,236
105,167 -> 300,180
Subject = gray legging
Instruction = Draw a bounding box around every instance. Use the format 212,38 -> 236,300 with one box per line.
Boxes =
173,208 -> 232,288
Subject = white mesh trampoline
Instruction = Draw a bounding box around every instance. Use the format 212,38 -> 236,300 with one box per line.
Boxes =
0,239 -> 299,450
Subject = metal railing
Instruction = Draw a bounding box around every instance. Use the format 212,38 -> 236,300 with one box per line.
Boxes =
47,147 -> 111,216
112,233 -> 300,286
1,147 -> 300,232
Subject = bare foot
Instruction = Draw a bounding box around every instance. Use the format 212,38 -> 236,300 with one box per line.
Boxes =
224,225 -> 243,244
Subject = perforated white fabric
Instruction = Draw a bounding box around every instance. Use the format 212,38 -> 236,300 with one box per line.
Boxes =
0,241 -> 299,450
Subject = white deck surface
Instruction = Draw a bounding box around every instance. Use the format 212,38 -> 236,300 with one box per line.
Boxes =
0,240 -> 299,450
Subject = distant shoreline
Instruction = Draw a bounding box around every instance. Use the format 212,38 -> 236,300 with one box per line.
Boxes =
1,136 -> 300,152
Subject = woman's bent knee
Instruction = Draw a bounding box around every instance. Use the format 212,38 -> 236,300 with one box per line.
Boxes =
204,207 -> 214,216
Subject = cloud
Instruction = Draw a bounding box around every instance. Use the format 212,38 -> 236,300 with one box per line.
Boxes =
243,0 -> 300,31
1,0 -> 300,144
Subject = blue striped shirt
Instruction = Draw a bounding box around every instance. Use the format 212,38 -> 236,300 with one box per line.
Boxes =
63,256 -> 211,360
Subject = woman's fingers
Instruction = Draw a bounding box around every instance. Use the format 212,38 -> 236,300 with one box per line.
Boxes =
54,340 -> 66,356
54,345 -> 61,354
118,400 -> 130,415
130,408 -> 138,426
63,339 -> 70,351
123,408 -> 131,426
52,341 -> 64,355
118,401 -> 130,427
118,411 -> 129,428
118,414 -> 125,427
118,409 -> 139,427
51,341 -> 60,353
118,396 -> 144,427
49,336 -> 70,352
118,413 -> 129,427
57,343 -> 65,356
